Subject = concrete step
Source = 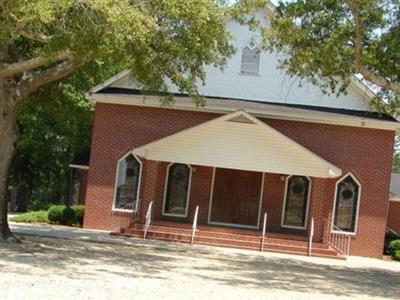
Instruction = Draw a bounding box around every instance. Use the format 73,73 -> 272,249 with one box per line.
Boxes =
117,223 -> 343,259
128,224 -> 328,249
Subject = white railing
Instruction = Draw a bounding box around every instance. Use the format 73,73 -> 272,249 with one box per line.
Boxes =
323,218 -> 352,256
260,212 -> 267,252
143,201 -> 153,239
191,205 -> 199,244
308,217 -> 314,256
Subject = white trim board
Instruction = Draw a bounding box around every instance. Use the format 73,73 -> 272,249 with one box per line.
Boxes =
69,164 -> 89,170
92,93 -> 399,132
89,70 -> 131,94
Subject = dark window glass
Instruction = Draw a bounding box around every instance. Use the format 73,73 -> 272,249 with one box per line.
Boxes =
334,175 -> 360,233
115,154 -> 141,210
283,176 -> 310,228
164,164 -> 191,216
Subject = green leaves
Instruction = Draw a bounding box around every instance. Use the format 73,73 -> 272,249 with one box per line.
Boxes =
1,0 -> 256,103
266,0 -> 400,105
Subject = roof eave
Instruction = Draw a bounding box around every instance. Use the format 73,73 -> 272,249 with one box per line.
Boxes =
91,93 -> 399,132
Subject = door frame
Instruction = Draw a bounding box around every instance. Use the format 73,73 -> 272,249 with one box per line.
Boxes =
207,167 -> 265,229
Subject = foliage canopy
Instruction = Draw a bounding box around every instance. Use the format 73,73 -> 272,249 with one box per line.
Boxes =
266,0 -> 400,114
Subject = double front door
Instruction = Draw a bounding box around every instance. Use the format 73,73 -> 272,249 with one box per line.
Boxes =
209,168 -> 263,228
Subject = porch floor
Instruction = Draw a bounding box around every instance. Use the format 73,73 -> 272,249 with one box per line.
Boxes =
112,221 -> 345,259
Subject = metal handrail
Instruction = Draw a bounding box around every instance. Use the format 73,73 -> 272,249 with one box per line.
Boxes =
191,205 -> 199,244
308,217 -> 314,256
332,223 -> 352,256
323,218 -> 352,256
143,201 -> 153,239
260,212 -> 267,252
131,198 -> 142,223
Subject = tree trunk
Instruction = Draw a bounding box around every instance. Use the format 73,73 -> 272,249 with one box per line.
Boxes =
0,80 -> 19,240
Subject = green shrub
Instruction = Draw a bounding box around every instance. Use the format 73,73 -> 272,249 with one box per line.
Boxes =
72,205 -> 85,226
11,211 -> 49,223
388,239 -> 400,259
61,206 -> 77,225
384,230 -> 399,255
47,205 -> 65,224
394,250 -> 400,261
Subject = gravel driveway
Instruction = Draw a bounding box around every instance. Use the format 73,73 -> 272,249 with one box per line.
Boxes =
1,223 -> 399,300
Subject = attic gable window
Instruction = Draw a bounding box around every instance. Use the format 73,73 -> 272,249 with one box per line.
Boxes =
240,41 -> 260,75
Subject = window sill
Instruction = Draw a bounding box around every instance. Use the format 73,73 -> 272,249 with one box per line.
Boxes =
162,213 -> 187,218
238,72 -> 261,77
331,230 -> 356,236
281,225 -> 307,230
112,209 -> 136,213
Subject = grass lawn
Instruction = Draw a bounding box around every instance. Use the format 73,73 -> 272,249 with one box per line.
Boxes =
10,211 -> 49,223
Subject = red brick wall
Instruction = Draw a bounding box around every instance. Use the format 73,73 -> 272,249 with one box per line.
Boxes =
388,200 -> 400,234
84,103 -> 395,258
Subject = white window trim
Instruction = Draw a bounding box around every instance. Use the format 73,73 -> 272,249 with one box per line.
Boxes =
280,175 -> 312,230
239,40 -> 261,76
207,167 -> 265,230
112,151 -> 142,213
331,172 -> 362,235
162,163 -> 192,218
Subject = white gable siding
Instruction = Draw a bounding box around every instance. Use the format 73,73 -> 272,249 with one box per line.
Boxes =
133,111 -> 342,178
111,11 -> 371,111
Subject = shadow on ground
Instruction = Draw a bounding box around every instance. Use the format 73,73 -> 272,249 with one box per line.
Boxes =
1,235 -> 399,299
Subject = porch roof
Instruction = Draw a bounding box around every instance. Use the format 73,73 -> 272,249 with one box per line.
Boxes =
132,110 -> 342,178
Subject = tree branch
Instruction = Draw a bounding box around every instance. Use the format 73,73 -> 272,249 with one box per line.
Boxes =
17,55 -> 92,100
17,61 -> 79,100
0,50 -> 73,79
17,27 -> 51,43
347,0 -> 400,94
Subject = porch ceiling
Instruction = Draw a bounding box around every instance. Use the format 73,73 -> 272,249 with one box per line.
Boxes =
132,110 -> 342,178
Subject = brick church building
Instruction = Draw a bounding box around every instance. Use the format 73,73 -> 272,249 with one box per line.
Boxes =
82,8 -> 398,259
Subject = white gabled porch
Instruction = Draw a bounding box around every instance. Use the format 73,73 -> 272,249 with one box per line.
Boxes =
132,110 -> 342,178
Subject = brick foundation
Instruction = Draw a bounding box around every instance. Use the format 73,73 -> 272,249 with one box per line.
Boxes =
84,103 -> 395,258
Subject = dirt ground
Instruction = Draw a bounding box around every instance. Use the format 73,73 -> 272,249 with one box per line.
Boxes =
1,234 -> 400,300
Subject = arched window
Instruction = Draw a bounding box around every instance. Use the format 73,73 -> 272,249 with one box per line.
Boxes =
281,176 -> 311,229
333,173 -> 361,234
240,41 -> 260,75
113,153 -> 142,211
163,163 -> 192,217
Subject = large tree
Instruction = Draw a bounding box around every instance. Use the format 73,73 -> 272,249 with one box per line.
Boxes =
266,0 -> 400,112
9,60 -> 117,212
0,0 -> 264,240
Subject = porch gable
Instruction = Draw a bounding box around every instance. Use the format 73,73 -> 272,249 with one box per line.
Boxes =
132,110 -> 342,178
